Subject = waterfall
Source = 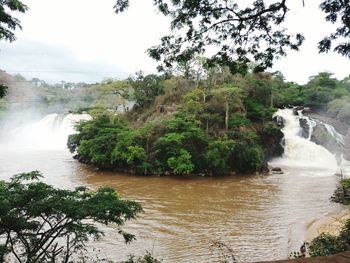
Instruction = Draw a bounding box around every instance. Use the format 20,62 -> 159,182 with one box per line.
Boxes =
0,113 -> 91,151
322,122 -> 345,146
270,108 -> 339,175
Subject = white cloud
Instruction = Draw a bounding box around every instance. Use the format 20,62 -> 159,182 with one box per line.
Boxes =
0,39 -> 129,83
0,0 -> 349,84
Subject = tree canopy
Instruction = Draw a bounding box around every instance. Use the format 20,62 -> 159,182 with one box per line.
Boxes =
114,0 -> 350,74
0,0 -> 28,98
0,0 -> 28,42
0,171 -> 142,262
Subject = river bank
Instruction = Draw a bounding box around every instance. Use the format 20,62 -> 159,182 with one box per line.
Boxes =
305,206 -> 350,242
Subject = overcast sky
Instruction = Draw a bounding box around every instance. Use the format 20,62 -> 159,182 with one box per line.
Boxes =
0,0 -> 349,84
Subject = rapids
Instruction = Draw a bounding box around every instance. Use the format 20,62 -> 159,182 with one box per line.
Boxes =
0,109 -> 345,262
270,109 -> 339,175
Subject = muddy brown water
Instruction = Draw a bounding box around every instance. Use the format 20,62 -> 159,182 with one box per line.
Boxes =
0,148 -> 342,262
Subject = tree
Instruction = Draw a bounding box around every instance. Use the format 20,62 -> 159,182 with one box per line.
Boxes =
319,0 -> 350,57
155,112 -> 208,174
212,85 -> 242,130
114,0 -> 350,73
167,149 -> 194,175
129,72 -> 165,109
0,0 -> 23,101
0,0 -> 28,42
205,138 -> 235,174
0,171 -> 142,263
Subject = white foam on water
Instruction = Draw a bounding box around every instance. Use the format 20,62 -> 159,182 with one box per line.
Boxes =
0,113 -> 91,151
269,108 -> 339,176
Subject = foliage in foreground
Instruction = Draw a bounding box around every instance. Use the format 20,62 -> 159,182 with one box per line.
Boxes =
290,219 -> 350,258
0,0 -> 28,42
119,252 -> 161,263
115,0 -> 350,74
0,171 -> 142,263
331,178 -> 350,205
291,179 -> 350,259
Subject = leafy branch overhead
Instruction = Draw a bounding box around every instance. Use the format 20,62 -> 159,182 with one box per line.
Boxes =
0,0 -> 28,42
319,0 -> 350,57
114,0 -> 350,74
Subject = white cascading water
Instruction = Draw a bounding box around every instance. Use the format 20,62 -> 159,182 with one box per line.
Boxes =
0,113 -> 91,151
322,122 -> 345,146
270,108 -> 339,176
297,111 -> 316,140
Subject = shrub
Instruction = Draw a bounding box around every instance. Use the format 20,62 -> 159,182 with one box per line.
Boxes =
231,141 -> 265,172
309,233 -> 346,257
206,138 -> 235,174
167,149 -> 194,175
228,113 -> 251,128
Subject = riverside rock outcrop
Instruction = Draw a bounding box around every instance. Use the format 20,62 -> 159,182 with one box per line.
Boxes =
310,120 -> 343,157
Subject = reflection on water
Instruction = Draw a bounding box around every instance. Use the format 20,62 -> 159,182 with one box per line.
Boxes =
0,147 -> 341,262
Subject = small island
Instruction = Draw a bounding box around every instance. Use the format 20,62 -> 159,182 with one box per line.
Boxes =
67,70 -> 350,177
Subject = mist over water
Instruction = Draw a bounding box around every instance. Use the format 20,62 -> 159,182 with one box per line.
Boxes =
0,111 -> 91,151
0,111 -> 91,187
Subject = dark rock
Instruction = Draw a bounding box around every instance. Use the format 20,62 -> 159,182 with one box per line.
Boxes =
259,125 -> 284,160
299,118 -> 310,139
294,106 -> 304,111
331,183 -> 350,205
273,115 -> 285,128
310,121 -> 343,155
271,167 -> 282,172
271,167 -> 283,174
306,112 -> 347,135
303,107 -> 311,113
293,106 -> 304,116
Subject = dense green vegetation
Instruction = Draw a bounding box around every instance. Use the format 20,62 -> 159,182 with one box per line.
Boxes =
308,221 -> 350,257
0,171 -> 142,262
291,219 -> 350,258
67,65 -> 350,176
331,178 -> 350,205
68,65 -> 287,176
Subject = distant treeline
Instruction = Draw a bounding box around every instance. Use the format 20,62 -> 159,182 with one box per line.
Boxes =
0,70 -> 131,115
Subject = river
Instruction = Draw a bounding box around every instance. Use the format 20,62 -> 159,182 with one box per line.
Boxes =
0,110 -> 343,262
